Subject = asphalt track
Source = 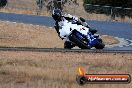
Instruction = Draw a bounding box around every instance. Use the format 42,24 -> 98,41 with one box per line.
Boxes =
0,47 -> 131,53
0,12 -> 132,51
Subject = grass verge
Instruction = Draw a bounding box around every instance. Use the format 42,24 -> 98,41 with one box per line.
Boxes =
0,51 -> 131,88
0,21 -> 119,48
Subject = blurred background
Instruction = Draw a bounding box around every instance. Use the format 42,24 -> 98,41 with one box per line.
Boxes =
0,0 -> 132,22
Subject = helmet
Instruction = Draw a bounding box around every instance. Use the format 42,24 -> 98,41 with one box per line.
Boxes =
52,9 -> 62,21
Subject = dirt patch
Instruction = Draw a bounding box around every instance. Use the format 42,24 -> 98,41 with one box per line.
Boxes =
101,35 -> 120,45
0,51 -> 131,88
0,21 -> 63,48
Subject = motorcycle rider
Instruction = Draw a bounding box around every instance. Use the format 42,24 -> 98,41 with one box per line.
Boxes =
52,8 -> 76,48
52,8 -> 62,36
52,9 -> 97,35
52,9 -> 89,39
52,9 -> 97,48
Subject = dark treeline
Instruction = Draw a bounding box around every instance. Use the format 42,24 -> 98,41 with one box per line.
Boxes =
83,0 -> 132,18
84,0 -> 132,8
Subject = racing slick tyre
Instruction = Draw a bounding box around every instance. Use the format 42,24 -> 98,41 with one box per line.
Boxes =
64,41 -> 74,49
94,40 -> 105,49
69,31 -> 91,49
76,75 -> 87,85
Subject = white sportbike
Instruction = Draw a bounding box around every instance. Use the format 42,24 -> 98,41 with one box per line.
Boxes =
54,17 -> 105,49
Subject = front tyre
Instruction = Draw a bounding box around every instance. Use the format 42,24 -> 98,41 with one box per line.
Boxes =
94,40 -> 105,49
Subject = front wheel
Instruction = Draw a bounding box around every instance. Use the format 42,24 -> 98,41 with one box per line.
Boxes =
94,39 -> 105,49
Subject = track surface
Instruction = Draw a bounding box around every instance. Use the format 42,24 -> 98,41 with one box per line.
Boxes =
0,12 -> 131,39
0,47 -> 131,53
0,12 -> 132,50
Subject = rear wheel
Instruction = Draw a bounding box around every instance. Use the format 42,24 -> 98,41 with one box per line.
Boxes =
64,41 -> 74,49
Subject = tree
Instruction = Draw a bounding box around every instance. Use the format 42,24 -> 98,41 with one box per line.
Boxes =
83,0 -> 132,8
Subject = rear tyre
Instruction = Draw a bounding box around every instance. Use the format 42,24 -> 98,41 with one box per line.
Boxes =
64,41 -> 74,49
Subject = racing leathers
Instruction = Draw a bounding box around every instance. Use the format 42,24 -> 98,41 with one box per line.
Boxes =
63,14 -> 97,34
56,17 -> 90,41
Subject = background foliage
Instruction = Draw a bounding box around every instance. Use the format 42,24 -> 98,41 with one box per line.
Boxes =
84,0 -> 132,8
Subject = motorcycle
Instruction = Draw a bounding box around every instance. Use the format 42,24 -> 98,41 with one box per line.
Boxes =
53,16 -> 105,49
